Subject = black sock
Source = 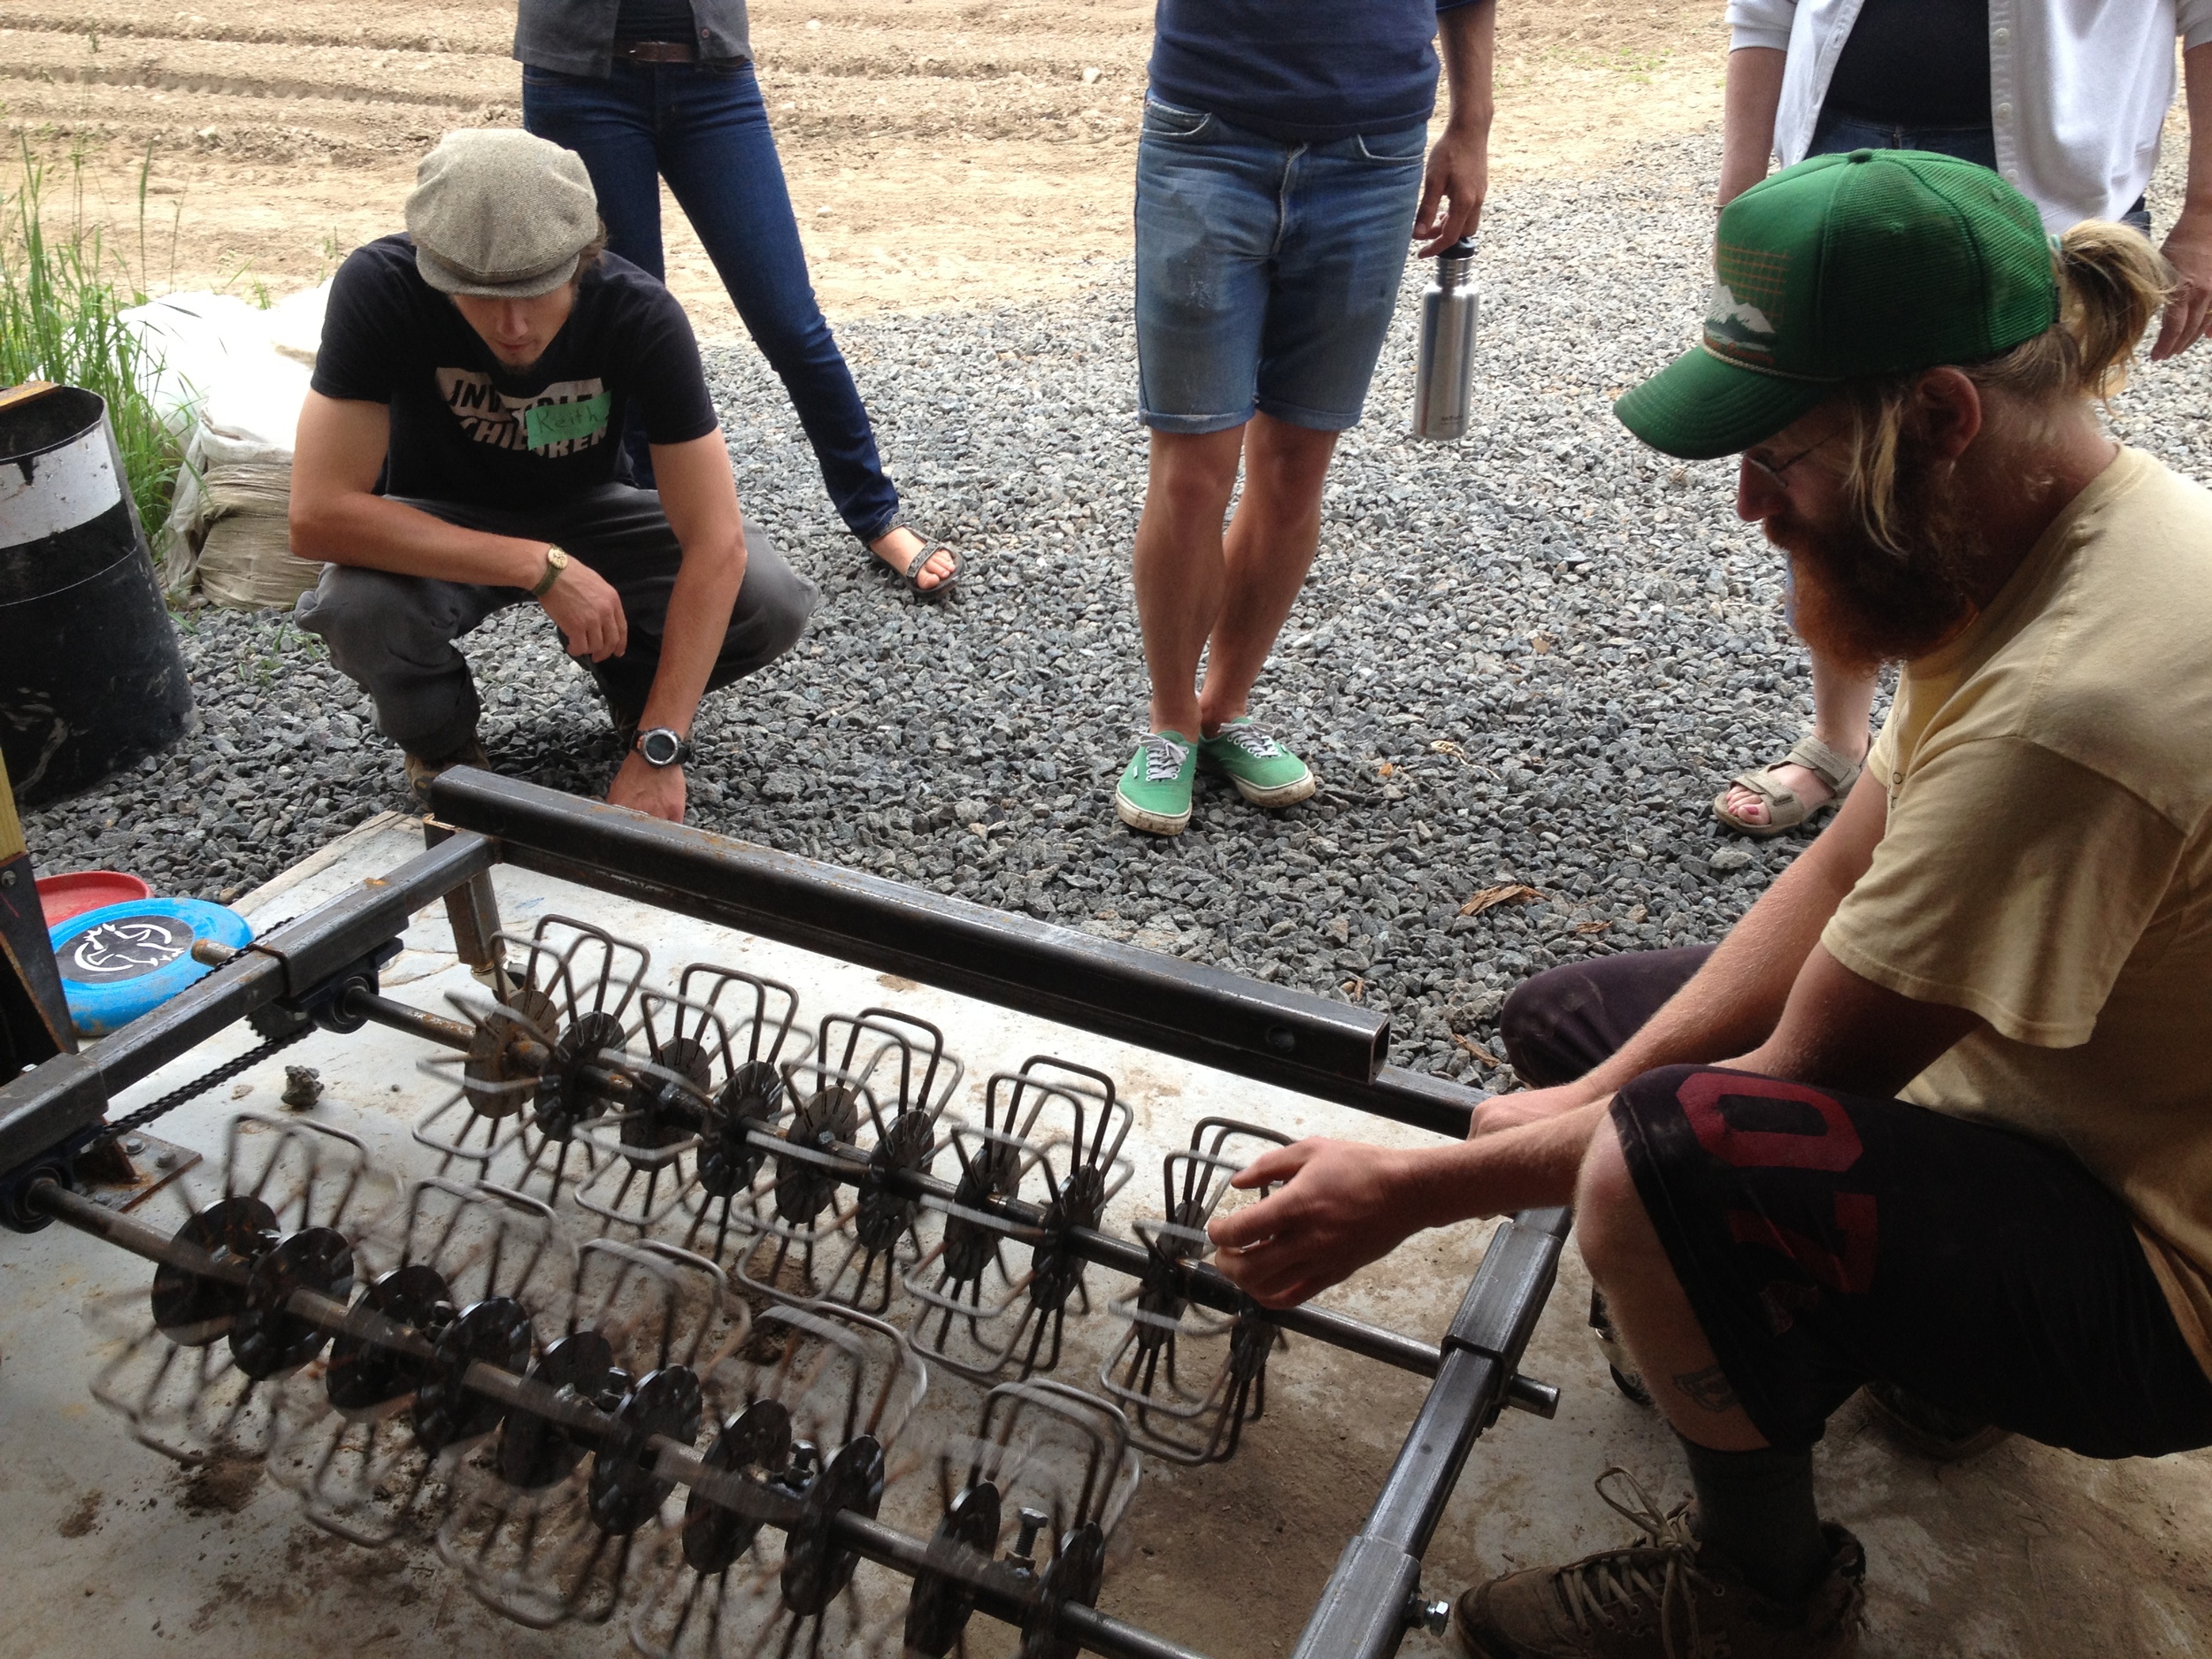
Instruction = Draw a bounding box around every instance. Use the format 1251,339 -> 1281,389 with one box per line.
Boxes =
1677,1437 -> 1830,1602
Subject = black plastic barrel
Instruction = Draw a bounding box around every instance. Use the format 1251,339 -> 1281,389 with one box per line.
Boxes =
0,386 -> 192,805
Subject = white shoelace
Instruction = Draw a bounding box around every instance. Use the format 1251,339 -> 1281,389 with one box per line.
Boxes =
1215,721 -> 1285,759
1133,731 -> 1191,781
1550,1468 -> 1717,1659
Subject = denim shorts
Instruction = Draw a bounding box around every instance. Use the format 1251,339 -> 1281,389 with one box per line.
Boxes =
1133,96 -> 1426,434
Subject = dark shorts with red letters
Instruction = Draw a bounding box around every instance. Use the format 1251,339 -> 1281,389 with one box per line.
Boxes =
1501,949 -> 2212,1456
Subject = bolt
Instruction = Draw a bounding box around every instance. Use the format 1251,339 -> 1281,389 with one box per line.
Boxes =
154,1150 -> 178,1171
0,867 -> 16,887
122,1137 -> 146,1156
1007,1506 -> 1049,1572
1409,1596 -> 1453,1635
783,1440 -> 819,1488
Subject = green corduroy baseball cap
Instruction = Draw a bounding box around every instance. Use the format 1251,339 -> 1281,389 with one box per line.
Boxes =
1615,150 -> 2060,460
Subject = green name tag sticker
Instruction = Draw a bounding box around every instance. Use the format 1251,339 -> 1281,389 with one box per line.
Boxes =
524,392 -> 611,451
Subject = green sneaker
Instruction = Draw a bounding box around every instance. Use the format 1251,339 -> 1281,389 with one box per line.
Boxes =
1115,729 -> 1196,835
1199,717 -> 1316,808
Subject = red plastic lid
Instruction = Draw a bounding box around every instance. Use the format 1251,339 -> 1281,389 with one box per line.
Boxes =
36,870 -> 153,928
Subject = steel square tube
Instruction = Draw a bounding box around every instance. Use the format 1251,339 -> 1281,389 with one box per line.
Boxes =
426,770 -> 1485,1135
0,833 -> 497,1182
1289,1208 -> 1573,1659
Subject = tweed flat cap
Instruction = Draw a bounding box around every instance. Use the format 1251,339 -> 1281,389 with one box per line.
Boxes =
405,129 -> 601,299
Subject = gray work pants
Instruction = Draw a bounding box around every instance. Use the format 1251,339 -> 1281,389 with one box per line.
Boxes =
294,486 -> 817,761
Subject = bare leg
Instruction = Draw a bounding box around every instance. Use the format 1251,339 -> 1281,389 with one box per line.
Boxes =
1575,1116 -> 1766,1450
1724,647 -> 1877,826
1196,412 -> 1340,734
1133,426 -> 1247,738
1574,1116 -> 1847,1607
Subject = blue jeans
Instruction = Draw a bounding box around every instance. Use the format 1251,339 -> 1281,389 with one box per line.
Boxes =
523,61 -> 902,543
1809,111 -> 2153,234
1134,96 -> 1425,434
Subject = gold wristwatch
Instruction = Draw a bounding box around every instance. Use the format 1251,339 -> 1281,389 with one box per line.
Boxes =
530,544 -> 571,599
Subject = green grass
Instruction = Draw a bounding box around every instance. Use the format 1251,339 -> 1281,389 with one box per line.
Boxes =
0,141 -> 183,531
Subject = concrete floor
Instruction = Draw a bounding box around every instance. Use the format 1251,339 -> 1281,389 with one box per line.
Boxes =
1,816 -> 2207,1658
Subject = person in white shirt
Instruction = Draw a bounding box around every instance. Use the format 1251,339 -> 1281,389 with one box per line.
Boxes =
1709,0 -> 2212,837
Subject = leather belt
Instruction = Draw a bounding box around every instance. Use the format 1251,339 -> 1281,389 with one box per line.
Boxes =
613,40 -> 698,63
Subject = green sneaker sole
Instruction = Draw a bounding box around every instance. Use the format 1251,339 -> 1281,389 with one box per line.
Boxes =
1197,743 -> 1317,807
1214,766 -> 1316,809
1114,784 -> 1191,835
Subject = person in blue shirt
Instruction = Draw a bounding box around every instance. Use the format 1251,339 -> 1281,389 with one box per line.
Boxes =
1112,0 -> 1497,836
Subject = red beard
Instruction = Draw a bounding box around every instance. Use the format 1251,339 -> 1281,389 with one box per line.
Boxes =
1758,457 -> 1983,674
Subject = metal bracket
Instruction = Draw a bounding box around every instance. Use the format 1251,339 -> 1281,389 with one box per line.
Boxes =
76,1129 -> 202,1211
0,1051 -> 109,1205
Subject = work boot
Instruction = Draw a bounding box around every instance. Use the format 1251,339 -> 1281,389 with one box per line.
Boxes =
1448,1468 -> 1866,1659
1862,1380 -> 2012,1463
403,735 -> 490,810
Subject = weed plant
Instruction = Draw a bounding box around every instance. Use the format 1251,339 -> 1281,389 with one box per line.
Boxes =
0,141 -> 182,529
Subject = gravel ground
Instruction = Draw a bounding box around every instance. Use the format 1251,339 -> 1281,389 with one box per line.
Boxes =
28,134 -> 2212,1084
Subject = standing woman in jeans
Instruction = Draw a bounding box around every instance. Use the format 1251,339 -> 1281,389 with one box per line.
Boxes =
515,0 -> 959,599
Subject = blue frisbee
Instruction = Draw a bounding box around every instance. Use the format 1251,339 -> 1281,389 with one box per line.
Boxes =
48,897 -> 253,1037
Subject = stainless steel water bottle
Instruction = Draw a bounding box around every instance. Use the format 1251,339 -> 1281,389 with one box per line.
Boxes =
1412,236 -> 1479,442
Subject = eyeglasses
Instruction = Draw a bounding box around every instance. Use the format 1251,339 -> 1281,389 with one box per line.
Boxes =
1741,429 -> 1836,488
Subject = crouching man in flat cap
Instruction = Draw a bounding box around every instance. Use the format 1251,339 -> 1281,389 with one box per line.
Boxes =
1202,151 -> 2212,1657
291,128 -> 816,821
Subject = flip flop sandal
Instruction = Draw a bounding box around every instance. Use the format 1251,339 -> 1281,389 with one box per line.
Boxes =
880,539 -> 959,603
1712,732 -> 1865,839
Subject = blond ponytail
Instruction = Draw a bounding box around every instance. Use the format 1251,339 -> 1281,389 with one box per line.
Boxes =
1837,221 -> 2175,553
1972,220 -> 2175,403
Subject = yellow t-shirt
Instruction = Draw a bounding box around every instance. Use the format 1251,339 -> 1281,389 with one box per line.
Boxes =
1820,446 -> 2212,1373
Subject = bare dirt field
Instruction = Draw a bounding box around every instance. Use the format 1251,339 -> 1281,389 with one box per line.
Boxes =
0,0 -> 1730,329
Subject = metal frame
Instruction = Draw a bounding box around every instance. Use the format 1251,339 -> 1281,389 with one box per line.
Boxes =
0,768 -> 1568,1659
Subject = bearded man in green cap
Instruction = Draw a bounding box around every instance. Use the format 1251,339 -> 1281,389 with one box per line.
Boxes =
1195,150 -> 2212,1656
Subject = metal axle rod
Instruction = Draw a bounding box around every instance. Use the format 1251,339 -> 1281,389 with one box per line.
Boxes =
27,1178 -> 1208,1659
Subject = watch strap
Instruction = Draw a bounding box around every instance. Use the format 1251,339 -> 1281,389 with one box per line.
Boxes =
529,545 -> 568,599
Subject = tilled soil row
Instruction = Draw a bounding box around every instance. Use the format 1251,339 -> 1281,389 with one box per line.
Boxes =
0,0 -> 1730,328
1,26 -> 1146,165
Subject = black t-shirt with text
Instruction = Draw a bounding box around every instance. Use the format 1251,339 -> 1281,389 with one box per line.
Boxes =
311,234 -> 720,508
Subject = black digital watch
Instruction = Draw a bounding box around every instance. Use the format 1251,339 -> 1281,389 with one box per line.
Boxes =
635,726 -> 695,768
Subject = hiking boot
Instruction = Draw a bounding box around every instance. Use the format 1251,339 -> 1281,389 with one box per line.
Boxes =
1590,1288 -> 1654,1408
1198,716 -> 1316,807
1862,1380 -> 2012,1463
1448,1468 -> 1866,1659
1115,729 -> 1197,834
403,735 -> 490,810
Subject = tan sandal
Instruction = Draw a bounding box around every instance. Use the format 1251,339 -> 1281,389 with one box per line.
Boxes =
1712,733 -> 1865,838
